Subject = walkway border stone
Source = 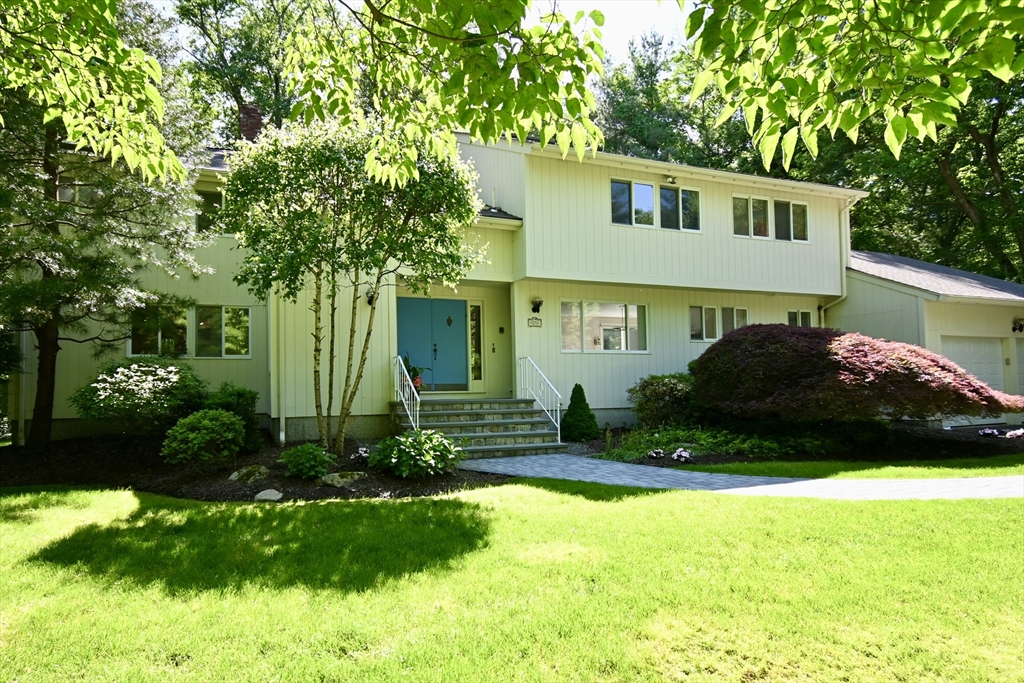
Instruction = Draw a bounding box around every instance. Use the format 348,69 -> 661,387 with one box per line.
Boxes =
459,454 -> 1024,500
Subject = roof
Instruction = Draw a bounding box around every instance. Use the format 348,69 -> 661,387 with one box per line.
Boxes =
850,251 -> 1024,302
479,204 -> 521,221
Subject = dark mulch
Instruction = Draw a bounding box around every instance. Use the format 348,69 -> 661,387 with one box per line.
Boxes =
0,435 -> 509,502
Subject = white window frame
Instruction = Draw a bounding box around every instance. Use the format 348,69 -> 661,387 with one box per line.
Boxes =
732,194 -> 772,240
787,309 -> 814,328
561,300 -> 650,353
611,179 -> 657,228
611,179 -> 703,234
773,199 -> 811,243
721,307 -> 749,336
690,306 -> 719,341
127,305 -> 189,357
195,305 -> 253,359
659,185 -> 703,232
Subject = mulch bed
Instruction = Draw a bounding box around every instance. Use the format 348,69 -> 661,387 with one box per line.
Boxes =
0,435 -> 509,503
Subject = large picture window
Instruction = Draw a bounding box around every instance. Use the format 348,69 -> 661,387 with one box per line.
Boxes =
196,306 -> 251,357
561,301 -> 647,352
129,306 -> 188,356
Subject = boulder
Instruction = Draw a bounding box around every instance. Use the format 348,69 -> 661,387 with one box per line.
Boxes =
320,471 -> 365,488
254,489 -> 283,502
230,464 -> 269,484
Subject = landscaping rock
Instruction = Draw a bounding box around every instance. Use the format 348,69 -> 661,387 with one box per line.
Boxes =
320,471 -> 365,488
230,464 -> 269,484
254,489 -> 283,502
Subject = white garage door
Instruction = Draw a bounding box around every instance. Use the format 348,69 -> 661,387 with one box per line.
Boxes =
942,336 -> 1004,426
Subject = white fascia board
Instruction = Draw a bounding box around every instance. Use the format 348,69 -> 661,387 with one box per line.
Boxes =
475,216 -> 522,231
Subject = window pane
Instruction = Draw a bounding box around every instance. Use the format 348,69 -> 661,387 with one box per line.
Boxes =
722,307 -> 735,335
585,302 -> 626,351
736,308 -> 748,328
195,306 -> 222,357
611,181 -> 631,224
634,183 -> 654,225
660,187 -> 679,230
627,305 -> 647,351
197,191 -> 222,233
752,199 -> 769,237
680,190 -> 700,230
775,200 -> 792,241
704,307 -> 717,340
689,306 -> 703,340
560,301 -> 582,351
800,311 -> 812,328
793,204 -> 808,241
130,307 -> 159,355
788,311 -> 799,326
225,307 -> 251,356
732,197 -> 750,236
469,305 -> 482,380
160,308 -> 188,356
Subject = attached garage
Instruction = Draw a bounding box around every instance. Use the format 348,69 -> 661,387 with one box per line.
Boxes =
828,251 -> 1024,426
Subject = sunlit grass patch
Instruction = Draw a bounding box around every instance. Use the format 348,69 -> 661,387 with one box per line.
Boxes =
675,452 -> 1024,479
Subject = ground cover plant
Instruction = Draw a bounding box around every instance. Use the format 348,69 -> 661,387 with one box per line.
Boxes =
1,483 -> 1021,682
277,443 -> 335,480
369,430 -> 463,478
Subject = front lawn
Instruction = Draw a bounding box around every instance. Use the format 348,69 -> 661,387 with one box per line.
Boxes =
675,452 -> 1024,479
2,483 -> 1021,682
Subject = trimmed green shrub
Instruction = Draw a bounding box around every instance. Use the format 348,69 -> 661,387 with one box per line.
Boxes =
161,409 -> 245,464
600,426 -> 835,463
562,383 -> 600,442
277,443 -> 335,479
369,430 -> 463,478
70,358 -> 208,434
627,372 -> 698,427
206,383 -> 262,452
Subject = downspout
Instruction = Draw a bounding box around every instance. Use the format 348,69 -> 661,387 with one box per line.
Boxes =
821,197 -> 860,327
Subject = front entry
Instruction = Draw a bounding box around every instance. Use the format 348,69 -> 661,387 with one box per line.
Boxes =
397,298 -> 469,391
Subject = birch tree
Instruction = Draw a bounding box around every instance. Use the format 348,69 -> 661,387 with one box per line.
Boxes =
222,121 -> 480,452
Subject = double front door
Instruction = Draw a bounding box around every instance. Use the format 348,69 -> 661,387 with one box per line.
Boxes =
397,298 -> 468,392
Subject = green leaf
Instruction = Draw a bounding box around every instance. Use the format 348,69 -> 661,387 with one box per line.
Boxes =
781,126 -> 800,170
691,69 -> 715,102
685,7 -> 707,40
883,114 -> 908,159
779,30 -> 797,62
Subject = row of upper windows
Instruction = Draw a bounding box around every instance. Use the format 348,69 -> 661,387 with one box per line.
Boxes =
128,305 -> 252,358
57,178 -> 225,234
610,180 -> 810,242
559,300 -> 816,352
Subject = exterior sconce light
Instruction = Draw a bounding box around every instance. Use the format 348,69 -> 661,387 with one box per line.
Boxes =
531,298 -> 544,313
665,176 -> 677,185
365,288 -> 376,306
1013,318 -> 1024,333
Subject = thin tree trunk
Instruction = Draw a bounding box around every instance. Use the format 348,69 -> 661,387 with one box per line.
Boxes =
26,318 -> 59,451
334,268 -> 385,454
324,263 -> 338,449
311,267 -> 326,447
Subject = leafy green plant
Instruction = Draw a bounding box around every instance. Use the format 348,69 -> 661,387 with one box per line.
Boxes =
599,426 -> 836,463
562,383 -> 600,442
70,358 -> 208,434
627,372 -> 700,427
369,430 -> 463,478
161,409 -> 244,464
206,383 -> 262,453
277,443 -> 336,480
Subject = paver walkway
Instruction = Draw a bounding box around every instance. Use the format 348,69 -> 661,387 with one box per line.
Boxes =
459,454 -> 1024,500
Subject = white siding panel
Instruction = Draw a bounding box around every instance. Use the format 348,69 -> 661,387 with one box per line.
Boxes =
828,274 -> 923,344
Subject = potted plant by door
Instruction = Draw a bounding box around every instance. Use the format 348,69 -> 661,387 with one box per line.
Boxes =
403,356 -> 428,393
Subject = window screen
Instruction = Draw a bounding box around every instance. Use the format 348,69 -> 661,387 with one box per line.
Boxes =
733,197 -> 750,236
611,181 -> 631,225
690,306 -> 704,340
752,198 -> 769,237
660,187 -> 679,230
680,190 -> 700,230
793,204 -> 808,241
775,200 -> 792,241
561,301 -> 582,350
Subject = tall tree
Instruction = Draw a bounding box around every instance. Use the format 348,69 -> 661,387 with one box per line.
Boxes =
0,1 -> 213,449
0,0 -> 182,181
221,121 -> 480,452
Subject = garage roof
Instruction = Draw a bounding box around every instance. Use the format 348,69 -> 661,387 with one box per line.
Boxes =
850,251 -> 1024,302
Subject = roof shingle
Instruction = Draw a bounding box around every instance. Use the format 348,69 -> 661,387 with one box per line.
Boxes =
850,251 -> 1024,302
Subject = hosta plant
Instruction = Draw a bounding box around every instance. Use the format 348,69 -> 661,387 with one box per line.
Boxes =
369,430 -> 463,478
277,443 -> 336,480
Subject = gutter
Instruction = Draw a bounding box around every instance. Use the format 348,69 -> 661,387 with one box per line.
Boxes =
821,196 -> 862,326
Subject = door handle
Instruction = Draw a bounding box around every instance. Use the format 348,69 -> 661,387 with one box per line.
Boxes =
433,343 -> 438,361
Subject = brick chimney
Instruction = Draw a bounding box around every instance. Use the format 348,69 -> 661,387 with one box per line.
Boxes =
239,104 -> 263,142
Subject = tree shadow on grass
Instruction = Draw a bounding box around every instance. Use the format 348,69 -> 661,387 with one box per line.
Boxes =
0,487 -> 96,524
29,493 -> 491,595
510,477 -> 670,502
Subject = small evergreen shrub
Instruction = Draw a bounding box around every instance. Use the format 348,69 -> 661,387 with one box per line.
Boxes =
70,358 -> 208,434
206,383 -> 262,452
161,409 -> 245,464
627,372 -> 698,427
369,430 -> 463,478
277,443 -> 335,479
561,383 -> 600,442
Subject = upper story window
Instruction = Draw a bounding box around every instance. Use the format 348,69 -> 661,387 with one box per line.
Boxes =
129,305 -> 188,356
734,195 -> 809,241
733,195 -> 770,238
774,200 -> 809,242
196,190 -> 223,233
613,180 -> 700,231
788,310 -> 813,327
561,301 -> 648,352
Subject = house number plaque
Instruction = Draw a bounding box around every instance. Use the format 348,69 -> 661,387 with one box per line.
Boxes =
527,317 -> 542,328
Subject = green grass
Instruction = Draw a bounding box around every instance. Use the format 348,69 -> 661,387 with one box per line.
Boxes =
2,483 -> 1022,682
676,452 -> 1024,479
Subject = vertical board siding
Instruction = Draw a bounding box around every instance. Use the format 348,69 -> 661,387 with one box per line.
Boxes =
457,143 -> 526,218
511,278 -> 824,410
827,275 -> 923,345
519,156 -> 844,295
465,226 -> 515,281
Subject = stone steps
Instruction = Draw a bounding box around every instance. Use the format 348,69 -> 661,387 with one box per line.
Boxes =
389,398 -> 566,458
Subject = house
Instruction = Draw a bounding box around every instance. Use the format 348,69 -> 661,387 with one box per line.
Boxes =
7,135 -> 1021,447
827,251 -> 1024,426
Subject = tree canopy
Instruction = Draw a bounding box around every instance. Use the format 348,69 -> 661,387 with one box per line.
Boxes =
686,0 -> 1024,170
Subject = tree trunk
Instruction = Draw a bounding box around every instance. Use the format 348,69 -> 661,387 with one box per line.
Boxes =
334,269 -> 385,454
26,318 -> 60,451
311,268 -> 326,447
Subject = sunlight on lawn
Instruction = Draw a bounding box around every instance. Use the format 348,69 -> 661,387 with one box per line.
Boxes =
1,483 -> 1022,682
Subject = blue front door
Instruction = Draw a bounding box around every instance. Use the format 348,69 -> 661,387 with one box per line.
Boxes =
397,297 -> 468,391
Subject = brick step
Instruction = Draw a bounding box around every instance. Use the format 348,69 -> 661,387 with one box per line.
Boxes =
417,409 -> 547,423
446,431 -> 560,448
396,418 -> 554,434
461,442 -> 567,459
419,399 -> 535,412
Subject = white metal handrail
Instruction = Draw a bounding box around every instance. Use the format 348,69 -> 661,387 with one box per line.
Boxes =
518,356 -> 562,443
393,356 -> 420,430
